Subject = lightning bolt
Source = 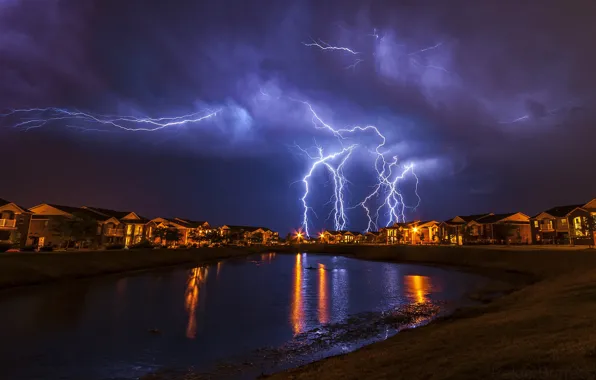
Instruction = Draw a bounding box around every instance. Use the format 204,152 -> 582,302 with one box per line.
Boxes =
0,107 -> 220,132
305,34 -> 450,75
302,39 -> 360,55
346,59 -> 365,71
295,100 -> 421,236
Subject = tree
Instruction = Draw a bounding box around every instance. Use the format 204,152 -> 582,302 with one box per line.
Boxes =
54,213 -> 99,249
187,229 -> 201,246
494,224 -> 518,245
152,226 -> 168,246
204,230 -> 223,244
165,228 -> 182,246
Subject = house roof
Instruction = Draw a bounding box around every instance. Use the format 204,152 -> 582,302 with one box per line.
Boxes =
174,218 -> 209,228
46,204 -> 109,220
223,225 -> 273,232
475,212 -> 529,224
454,213 -> 494,223
0,198 -> 29,213
584,198 -> 596,210
537,204 -> 585,218
84,207 -> 130,219
84,206 -> 149,222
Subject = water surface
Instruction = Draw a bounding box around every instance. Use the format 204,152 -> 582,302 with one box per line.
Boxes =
0,253 -> 487,379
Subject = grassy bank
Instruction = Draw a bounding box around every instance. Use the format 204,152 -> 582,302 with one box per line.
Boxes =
265,245 -> 596,380
5,244 -> 596,379
0,247 -> 257,290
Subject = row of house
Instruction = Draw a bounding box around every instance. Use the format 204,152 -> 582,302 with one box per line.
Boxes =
0,198 -> 279,249
315,198 -> 596,246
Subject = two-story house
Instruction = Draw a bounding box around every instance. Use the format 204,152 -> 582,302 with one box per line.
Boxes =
319,230 -> 361,244
28,203 -> 108,248
220,225 -> 279,245
0,198 -> 32,248
416,220 -> 441,244
384,222 -> 416,244
439,213 -> 494,245
466,212 -> 531,244
530,204 -> 594,245
83,207 -> 148,247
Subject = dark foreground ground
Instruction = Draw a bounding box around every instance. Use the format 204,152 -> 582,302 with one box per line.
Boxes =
0,247 -> 256,290
264,245 -> 596,380
3,245 -> 596,379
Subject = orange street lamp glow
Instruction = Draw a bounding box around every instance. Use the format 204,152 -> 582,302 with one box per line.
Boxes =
412,227 -> 419,233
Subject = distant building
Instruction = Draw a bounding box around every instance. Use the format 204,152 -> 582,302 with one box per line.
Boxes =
0,198 -> 31,248
530,204 -> 594,245
465,212 -> 531,245
83,207 -> 149,247
27,203 -> 107,248
439,213 -> 493,245
220,225 -> 279,245
319,230 -> 362,244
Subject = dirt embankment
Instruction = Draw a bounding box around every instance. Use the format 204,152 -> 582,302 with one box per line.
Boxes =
265,244 -> 596,380
0,247 -> 260,290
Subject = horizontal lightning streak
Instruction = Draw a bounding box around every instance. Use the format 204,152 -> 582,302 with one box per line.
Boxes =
1,107 -> 220,132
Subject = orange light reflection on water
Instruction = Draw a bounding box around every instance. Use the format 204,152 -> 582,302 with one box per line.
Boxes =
318,263 -> 329,324
291,254 -> 304,334
404,275 -> 432,304
185,266 -> 208,339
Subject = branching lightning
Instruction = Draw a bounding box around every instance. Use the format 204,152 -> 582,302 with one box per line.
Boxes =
302,39 -> 360,55
294,99 -> 421,236
304,32 -> 451,75
0,107 -> 220,132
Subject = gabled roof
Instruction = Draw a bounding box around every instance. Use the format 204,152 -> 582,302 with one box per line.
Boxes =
84,206 -> 147,222
0,198 -> 30,213
222,225 -> 273,232
584,198 -> 596,210
33,204 -> 109,220
174,218 -> 209,228
539,204 -> 585,218
476,212 -> 529,224
448,213 -> 494,224
418,220 -> 440,227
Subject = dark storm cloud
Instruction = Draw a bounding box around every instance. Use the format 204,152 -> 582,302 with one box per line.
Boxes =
1,0 -> 595,232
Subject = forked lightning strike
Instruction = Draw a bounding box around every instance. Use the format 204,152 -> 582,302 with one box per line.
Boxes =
297,100 -> 421,236
302,39 -> 360,55
0,107 -> 220,132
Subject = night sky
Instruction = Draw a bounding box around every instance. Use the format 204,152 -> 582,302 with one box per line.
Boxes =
1,0 -> 595,234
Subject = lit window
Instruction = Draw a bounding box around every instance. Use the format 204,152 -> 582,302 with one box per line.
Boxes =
533,221 -> 538,228
561,219 -> 567,225
573,217 -> 584,236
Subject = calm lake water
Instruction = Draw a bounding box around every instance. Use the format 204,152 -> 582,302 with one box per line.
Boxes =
0,253 -> 487,380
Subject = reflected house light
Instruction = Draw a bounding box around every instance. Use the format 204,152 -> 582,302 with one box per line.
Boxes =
291,253 -> 304,334
185,267 -> 209,339
404,275 -> 431,304
318,263 -> 329,324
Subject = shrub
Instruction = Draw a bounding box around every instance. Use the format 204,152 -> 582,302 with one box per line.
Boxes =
106,244 -> 125,250
129,240 -> 154,249
177,244 -> 188,249
39,246 -> 54,252
0,243 -> 11,253
21,245 -> 36,252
